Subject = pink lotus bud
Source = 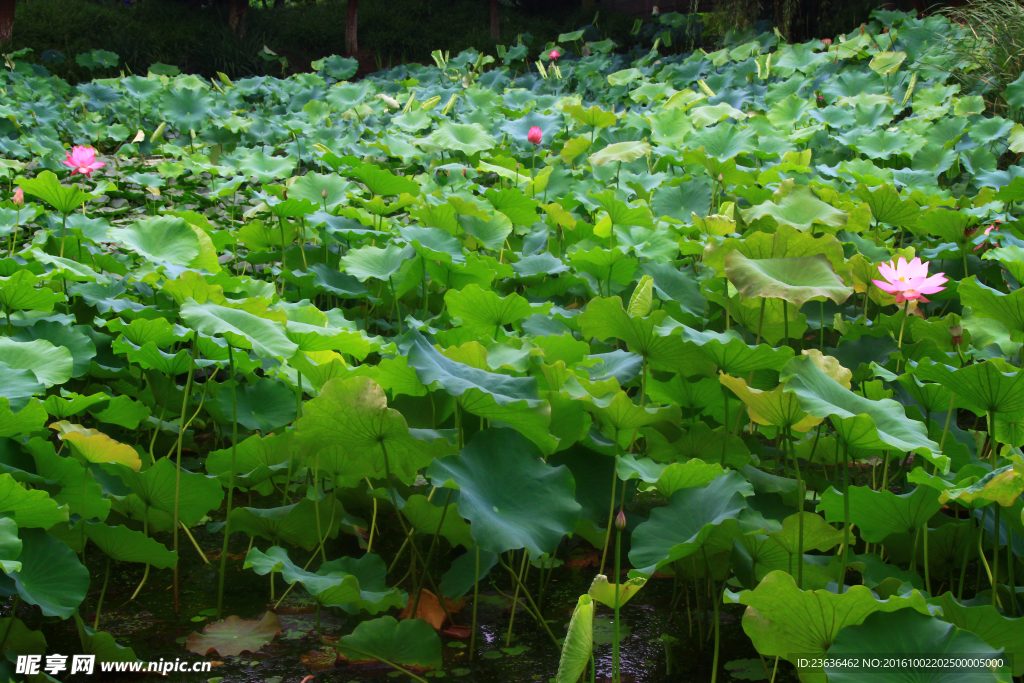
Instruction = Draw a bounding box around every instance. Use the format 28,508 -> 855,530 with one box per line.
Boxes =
12,187 -> 23,207
549,49 -> 561,61
822,38 -> 833,46
527,126 -> 543,146
615,509 -> 626,531
322,189 -> 328,199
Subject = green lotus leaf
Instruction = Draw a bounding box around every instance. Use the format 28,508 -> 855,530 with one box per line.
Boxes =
938,463 -> 1024,507
929,593 -> 1024,676
161,88 -> 215,131
767,512 -> 846,554
335,616 -> 442,670
401,494 -> 473,549
654,458 -> 729,497
555,594 -> 594,683
0,280 -> 60,316
579,297 -> 717,377
74,614 -> 137,664
108,457 -> 224,533
238,148 -> 297,183
341,243 -> 415,282
341,160 -> 420,197
445,284 -> 549,335
399,226 -> 465,264
628,471 -> 751,575
868,50 -> 907,75
405,329 -> 540,406
916,207 -> 977,246
725,251 -> 853,307
586,390 -> 680,435
658,322 -> 795,375
826,608 -> 1009,682
16,171 -> 94,215
912,358 -> 1024,420
0,518 -> 20,574
228,496 -> 346,551
84,522 -> 177,568
588,140 -> 651,167
588,574 -> 647,609
741,186 -> 848,232
853,183 -> 920,228
179,300 -> 299,360
245,546 -> 403,613
0,337 -> 72,389
213,377 -> 296,433
111,216 -> 201,267
781,355 -> 946,471
205,431 -> 295,492
960,276 -> 1024,340
0,472 -> 67,529
730,570 -> 932,683
27,437 -> 110,522
426,122 -> 496,156
5,528 -> 88,619
438,547 -> 499,599
296,376 -> 453,482
426,428 -> 581,557
817,483 -> 942,543
646,422 -> 752,469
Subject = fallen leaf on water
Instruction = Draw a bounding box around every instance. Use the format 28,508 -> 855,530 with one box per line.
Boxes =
399,590 -> 465,629
185,612 -> 282,657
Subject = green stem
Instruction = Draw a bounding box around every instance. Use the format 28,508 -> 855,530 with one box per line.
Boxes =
839,436 -> 851,593
505,550 -> 529,647
613,522 -> 622,683
895,300 -> 909,373
172,337 -> 196,616
0,595 -> 20,652
93,558 -> 110,631
216,343 -> 239,620
469,545 -> 480,662
599,429 -> 620,576
411,489 -> 453,618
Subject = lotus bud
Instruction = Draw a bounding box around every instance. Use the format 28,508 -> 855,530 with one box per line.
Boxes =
949,323 -> 963,347
822,38 -> 833,46
322,189 -> 328,199
615,509 -> 626,532
549,49 -> 561,61
527,126 -> 543,146
12,187 -> 23,208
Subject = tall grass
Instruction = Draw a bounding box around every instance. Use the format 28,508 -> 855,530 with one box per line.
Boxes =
943,0 -> 1024,117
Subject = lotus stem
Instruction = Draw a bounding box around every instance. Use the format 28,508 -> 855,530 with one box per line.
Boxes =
93,558 -> 110,630
613,520 -> 622,683
331,642 -> 429,683
216,343 -> 239,621
939,394 -> 956,452
0,595 -> 20,652
313,454 -> 326,563
958,513 -> 972,601
173,337 -> 196,616
711,577 -> 723,683
838,436 -> 851,593
412,488 -> 452,619
505,549 -> 529,647
365,478 -> 378,554
895,300 -> 909,372
599,428 -> 620,576
993,505 -> 1001,608
180,522 -> 208,564
470,545 -> 480,662
380,442 -> 453,625
923,521 -> 932,596
495,555 -> 560,650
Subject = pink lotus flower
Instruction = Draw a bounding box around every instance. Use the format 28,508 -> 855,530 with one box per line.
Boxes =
527,126 -> 542,146
62,146 -> 105,177
549,49 -> 561,61
872,257 -> 947,303
12,188 -> 23,208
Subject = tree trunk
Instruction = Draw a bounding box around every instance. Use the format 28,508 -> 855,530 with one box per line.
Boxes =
346,0 -> 359,56
229,0 -> 247,37
490,0 -> 499,40
0,0 -> 14,46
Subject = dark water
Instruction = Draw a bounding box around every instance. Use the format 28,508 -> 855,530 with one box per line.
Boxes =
6,522 -> 785,683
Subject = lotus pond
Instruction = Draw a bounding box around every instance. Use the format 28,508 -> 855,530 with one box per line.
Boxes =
3,7 -> 1024,683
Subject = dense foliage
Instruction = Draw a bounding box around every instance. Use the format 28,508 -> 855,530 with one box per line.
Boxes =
2,7 -> 1024,682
